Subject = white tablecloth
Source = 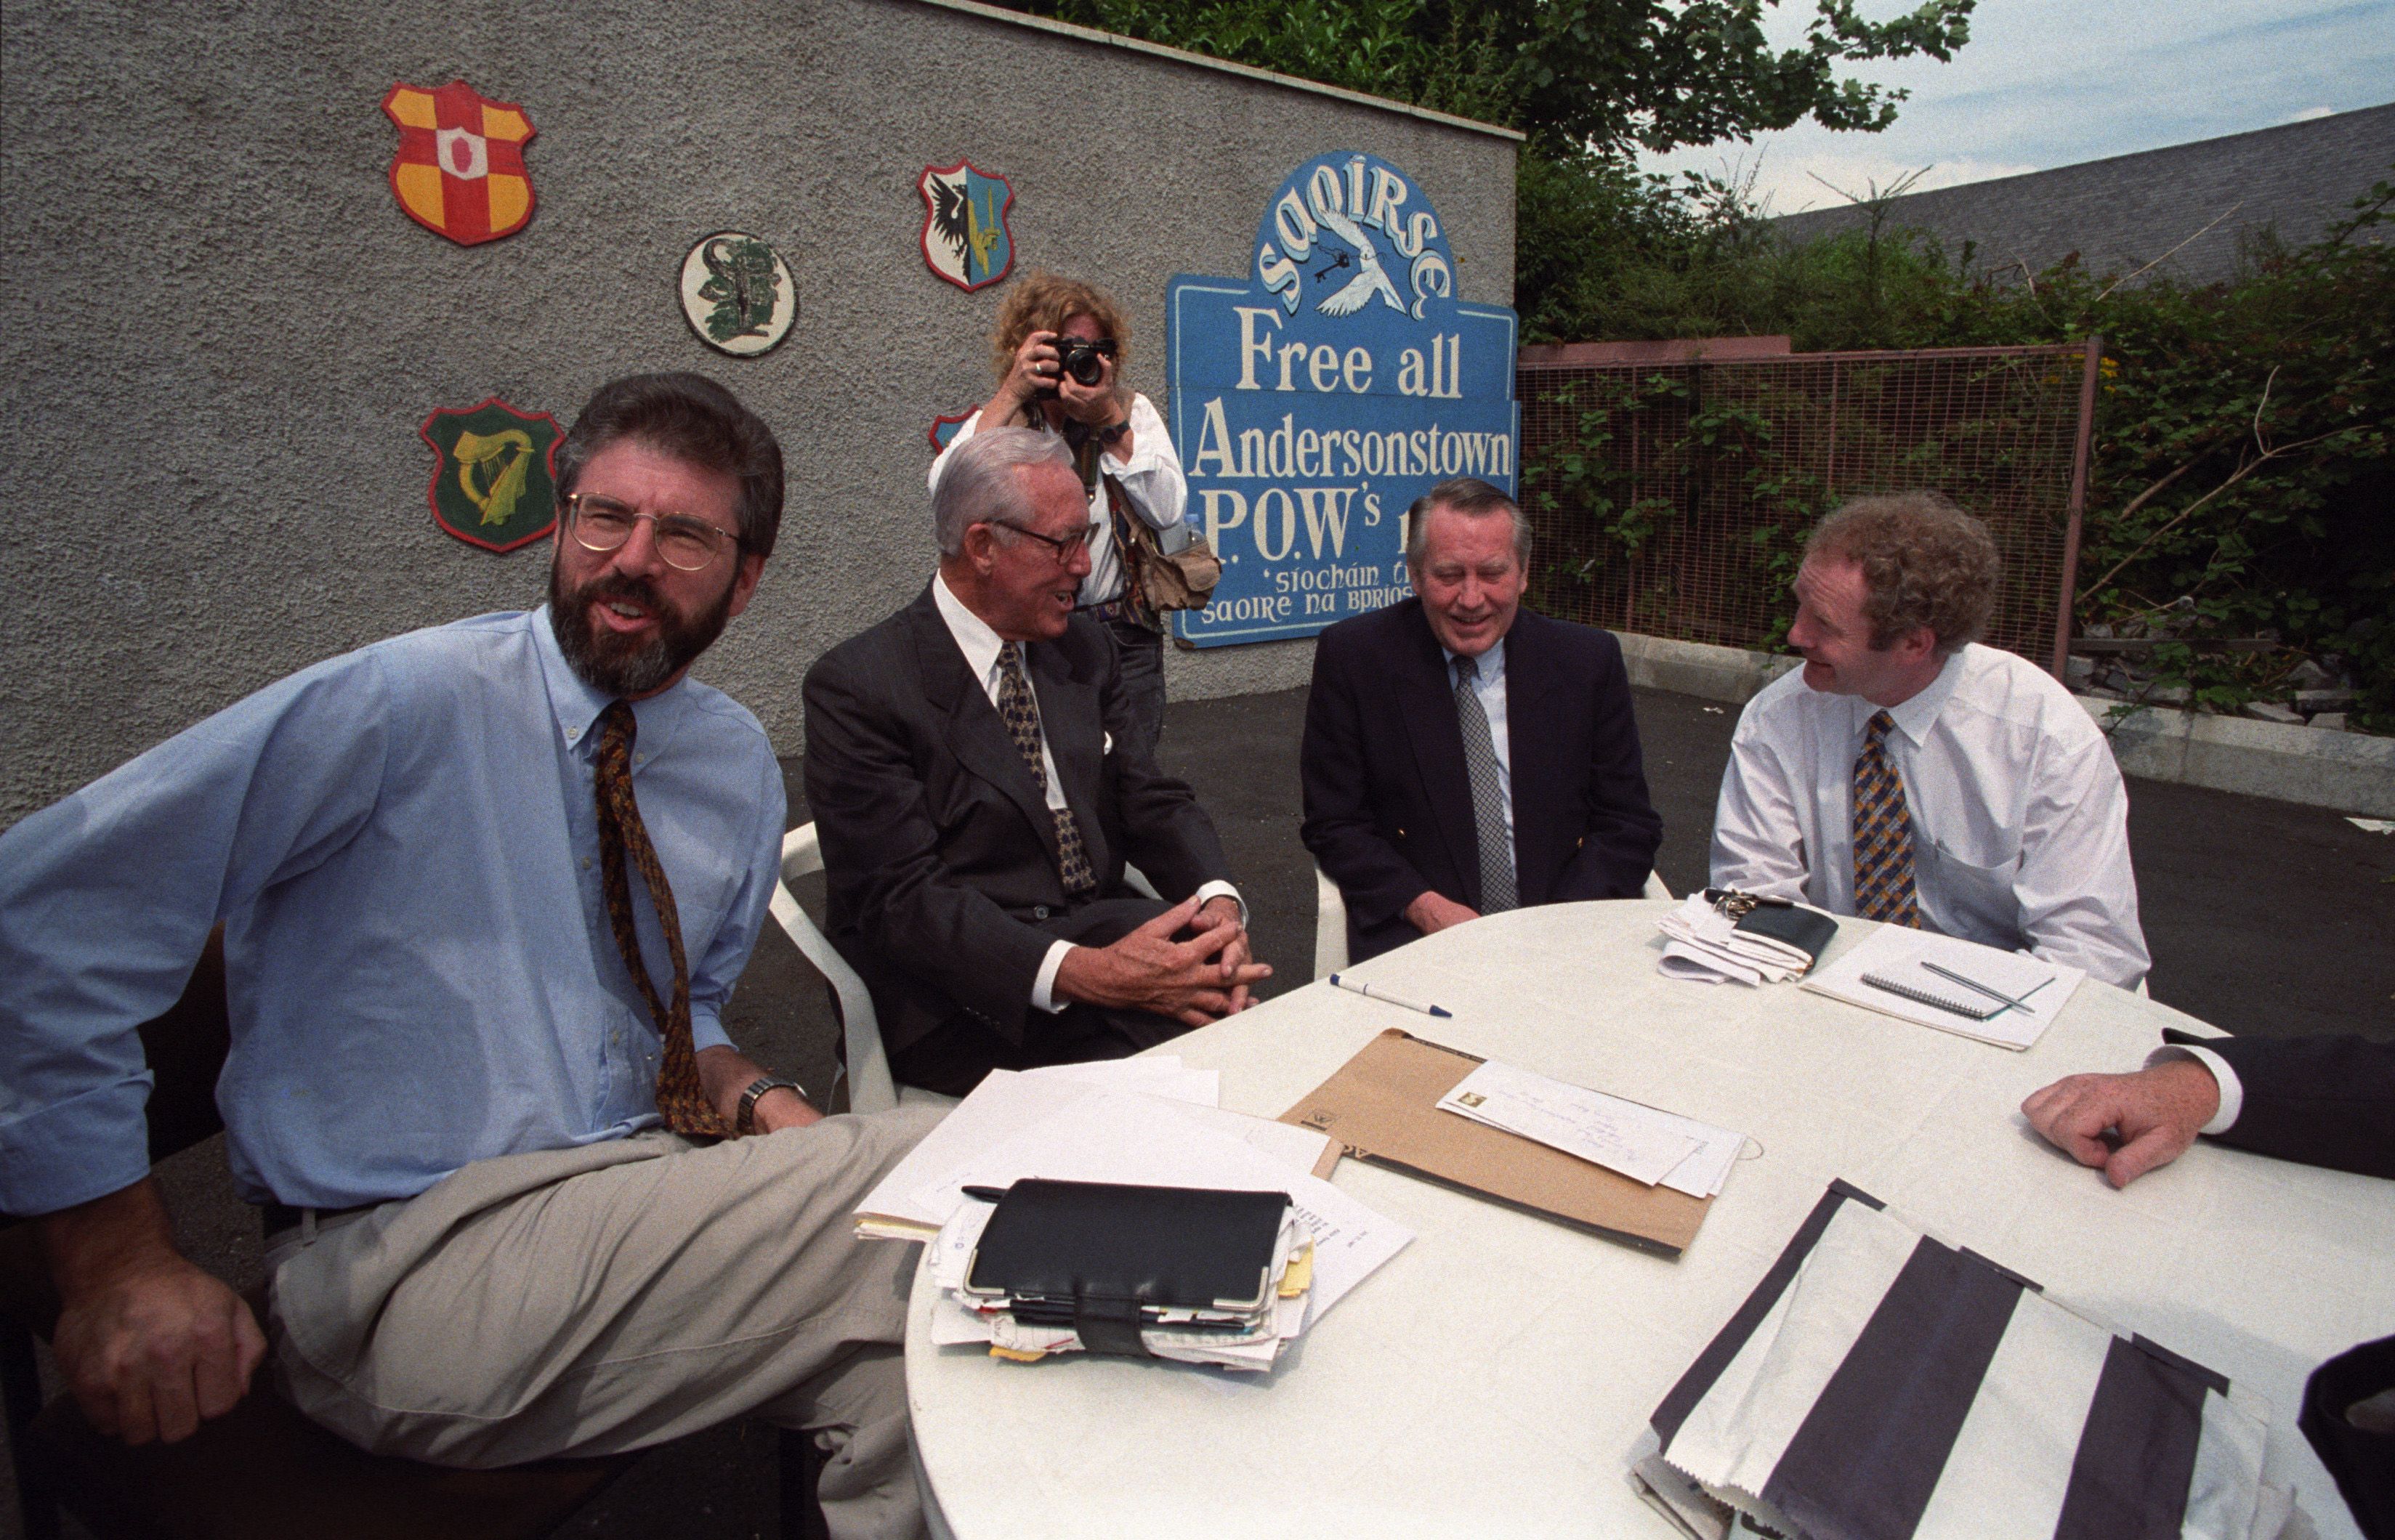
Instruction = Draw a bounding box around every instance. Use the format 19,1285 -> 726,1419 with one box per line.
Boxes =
904,900 -> 2395,1539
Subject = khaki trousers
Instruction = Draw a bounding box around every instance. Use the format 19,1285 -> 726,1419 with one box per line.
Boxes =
266,1108 -> 945,1540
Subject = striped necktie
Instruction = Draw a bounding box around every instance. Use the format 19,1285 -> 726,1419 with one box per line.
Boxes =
1851,709 -> 1919,927
593,702 -> 732,1136
995,644 -> 1097,896
1453,654 -> 1516,913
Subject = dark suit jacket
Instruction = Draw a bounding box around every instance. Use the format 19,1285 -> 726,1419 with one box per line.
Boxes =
802,583 -> 1232,1055
1300,599 -> 1663,962
2169,1029 -> 2395,1180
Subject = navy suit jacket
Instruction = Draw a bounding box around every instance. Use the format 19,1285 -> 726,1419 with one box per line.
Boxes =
1300,599 -> 1663,962
2168,1029 -> 2395,1180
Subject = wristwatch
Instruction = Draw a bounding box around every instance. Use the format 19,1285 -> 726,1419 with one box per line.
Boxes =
1095,416 -> 1131,445
736,1075 -> 807,1135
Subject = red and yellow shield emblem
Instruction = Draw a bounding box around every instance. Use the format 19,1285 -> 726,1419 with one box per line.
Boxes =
381,81 -> 536,246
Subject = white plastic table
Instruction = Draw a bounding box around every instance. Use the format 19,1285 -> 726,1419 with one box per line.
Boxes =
904,901 -> 2394,1539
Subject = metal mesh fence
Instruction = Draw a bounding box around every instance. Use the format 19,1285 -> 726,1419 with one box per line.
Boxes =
1516,343 -> 2097,669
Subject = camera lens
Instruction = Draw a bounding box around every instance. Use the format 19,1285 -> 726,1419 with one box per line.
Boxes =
1063,345 -> 1105,387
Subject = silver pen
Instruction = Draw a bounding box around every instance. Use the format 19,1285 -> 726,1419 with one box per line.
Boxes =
1921,960 -> 2052,1015
1327,973 -> 1453,1018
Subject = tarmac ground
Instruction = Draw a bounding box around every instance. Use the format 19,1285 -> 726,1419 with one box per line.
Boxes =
9,684 -> 2390,1539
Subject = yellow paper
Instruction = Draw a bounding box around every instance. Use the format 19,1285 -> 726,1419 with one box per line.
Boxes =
1278,1242 -> 1316,1298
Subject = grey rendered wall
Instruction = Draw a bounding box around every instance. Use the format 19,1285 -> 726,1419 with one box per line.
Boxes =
0,0 -> 1516,827
1770,102 -> 2394,285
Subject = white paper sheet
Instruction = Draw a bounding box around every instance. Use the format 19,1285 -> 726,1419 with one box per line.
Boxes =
1022,1058 -> 1221,1106
1802,927 -> 2084,1049
854,1059 -> 1220,1236
1437,1059 -> 1704,1186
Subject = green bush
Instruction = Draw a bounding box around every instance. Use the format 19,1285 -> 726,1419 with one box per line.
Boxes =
1524,169 -> 2395,729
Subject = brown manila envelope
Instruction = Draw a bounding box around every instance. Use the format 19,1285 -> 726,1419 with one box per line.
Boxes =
1278,1028 -> 1711,1258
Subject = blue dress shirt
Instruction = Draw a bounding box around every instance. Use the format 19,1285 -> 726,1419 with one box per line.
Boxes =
0,607 -> 784,1215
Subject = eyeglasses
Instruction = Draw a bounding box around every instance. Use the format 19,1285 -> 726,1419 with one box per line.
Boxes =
566,495 -> 740,572
990,520 -> 1094,565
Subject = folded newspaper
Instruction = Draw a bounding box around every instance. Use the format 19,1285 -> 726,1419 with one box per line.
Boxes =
1635,1180 -> 2288,1540
1655,893 -> 1817,986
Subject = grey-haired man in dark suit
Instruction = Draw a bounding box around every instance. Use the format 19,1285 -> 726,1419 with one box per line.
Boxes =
803,428 -> 1268,1096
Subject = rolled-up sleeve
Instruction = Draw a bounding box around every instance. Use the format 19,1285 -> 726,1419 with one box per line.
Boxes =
0,656 -> 389,1215
1709,724 -> 1810,902
1107,394 -> 1187,532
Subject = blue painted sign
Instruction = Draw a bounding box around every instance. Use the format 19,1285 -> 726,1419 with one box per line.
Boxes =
1166,152 -> 1517,647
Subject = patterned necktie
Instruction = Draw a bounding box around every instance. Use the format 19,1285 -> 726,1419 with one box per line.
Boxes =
1452,654 -> 1516,914
1851,709 -> 1921,927
593,702 -> 732,1136
994,644 -> 1097,896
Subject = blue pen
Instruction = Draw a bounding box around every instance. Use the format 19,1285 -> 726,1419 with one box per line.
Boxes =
1328,973 -> 1453,1018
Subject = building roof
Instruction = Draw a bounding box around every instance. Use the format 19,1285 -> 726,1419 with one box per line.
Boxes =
1769,101 -> 2395,285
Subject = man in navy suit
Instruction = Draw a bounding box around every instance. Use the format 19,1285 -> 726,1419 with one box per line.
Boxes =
1301,478 -> 1663,962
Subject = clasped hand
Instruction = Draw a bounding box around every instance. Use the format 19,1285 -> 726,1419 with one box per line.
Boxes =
1056,893 -> 1271,1026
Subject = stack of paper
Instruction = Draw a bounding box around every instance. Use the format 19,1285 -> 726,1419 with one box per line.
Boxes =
932,1187 -> 1318,1371
1655,893 -> 1815,985
1436,1058 -> 1746,1199
1803,926 -> 2083,1049
855,1057 -> 1413,1370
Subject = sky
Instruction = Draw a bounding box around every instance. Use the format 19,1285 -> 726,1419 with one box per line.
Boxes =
1636,0 -> 2395,214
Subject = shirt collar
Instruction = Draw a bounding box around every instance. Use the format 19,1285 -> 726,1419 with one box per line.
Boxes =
534,603 -> 690,761
932,570 -> 1011,689
1440,635 -> 1506,686
1863,645 -> 1966,747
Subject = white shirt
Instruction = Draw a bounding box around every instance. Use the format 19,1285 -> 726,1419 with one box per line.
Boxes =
1440,636 -> 1516,871
931,575 -> 1238,1012
1710,642 -> 2151,988
928,392 -> 1187,609
2149,1044 -> 2245,1135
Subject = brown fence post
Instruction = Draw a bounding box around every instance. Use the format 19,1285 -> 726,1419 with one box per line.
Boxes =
2052,333 -> 2103,678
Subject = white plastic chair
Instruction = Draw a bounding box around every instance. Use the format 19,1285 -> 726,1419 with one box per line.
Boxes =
772,824 -> 900,1115
1311,862 -> 1675,981
770,827 -> 1162,1113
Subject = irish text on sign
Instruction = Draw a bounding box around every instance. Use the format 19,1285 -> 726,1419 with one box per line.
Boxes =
1166,153 -> 1518,647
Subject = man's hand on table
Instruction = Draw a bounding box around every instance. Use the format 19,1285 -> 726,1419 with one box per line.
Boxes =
41,1179 -> 267,1445
1056,893 -> 1272,1027
1405,890 -> 1479,937
2022,1057 -> 2221,1188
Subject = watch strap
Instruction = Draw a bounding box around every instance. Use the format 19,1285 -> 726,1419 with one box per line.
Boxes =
736,1074 -> 806,1135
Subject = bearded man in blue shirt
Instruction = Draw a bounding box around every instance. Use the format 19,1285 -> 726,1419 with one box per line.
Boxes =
0,373 -> 942,1540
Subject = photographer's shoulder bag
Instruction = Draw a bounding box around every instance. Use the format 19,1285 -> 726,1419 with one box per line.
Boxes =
1102,472 -> 1221,629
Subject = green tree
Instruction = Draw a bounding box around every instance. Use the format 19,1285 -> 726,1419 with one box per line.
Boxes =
1006,0 -> 1968,155
998,0 -> 1969,341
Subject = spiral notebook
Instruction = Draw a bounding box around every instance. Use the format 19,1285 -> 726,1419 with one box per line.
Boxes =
1801,925 -> 2083,1049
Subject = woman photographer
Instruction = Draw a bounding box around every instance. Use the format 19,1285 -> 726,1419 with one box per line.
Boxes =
928,271 -> 1190,760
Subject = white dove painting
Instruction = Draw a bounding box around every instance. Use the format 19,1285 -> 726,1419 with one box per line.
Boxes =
1312,200 -> 1407,318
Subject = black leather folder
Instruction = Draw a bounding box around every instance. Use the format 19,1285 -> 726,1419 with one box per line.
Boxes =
1734,901 -> 1839,968
963,1178 -> 1290,1358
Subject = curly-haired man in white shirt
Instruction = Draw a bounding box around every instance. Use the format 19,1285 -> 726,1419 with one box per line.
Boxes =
1710,493 -> 2151,989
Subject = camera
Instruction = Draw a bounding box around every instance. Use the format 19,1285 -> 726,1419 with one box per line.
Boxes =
1037,334 -> 1117,397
